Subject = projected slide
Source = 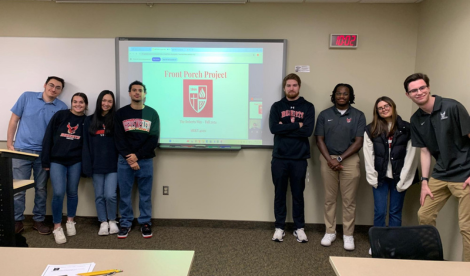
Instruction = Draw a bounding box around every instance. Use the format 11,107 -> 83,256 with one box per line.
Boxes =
144,62 -> 250,142
117,39 -> 286,147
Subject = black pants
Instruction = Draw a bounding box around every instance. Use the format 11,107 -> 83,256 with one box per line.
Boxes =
271,158 -> 307,230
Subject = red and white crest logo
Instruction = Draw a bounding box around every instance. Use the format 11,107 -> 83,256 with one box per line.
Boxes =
67,123 -> 79,134
346,118 -> 352,123
183,79 -> 213,117
189,85 -> 207,113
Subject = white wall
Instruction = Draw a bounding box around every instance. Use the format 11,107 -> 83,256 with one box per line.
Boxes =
411,0 -> 470,262
0,0 -> 422,240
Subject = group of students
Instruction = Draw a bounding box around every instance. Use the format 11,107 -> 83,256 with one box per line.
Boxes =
7,73 -> 470,261
270,73 -> 470,261
8,77 -> 159,244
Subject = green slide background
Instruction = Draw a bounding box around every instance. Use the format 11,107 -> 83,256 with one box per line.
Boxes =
143,63 -> 249,140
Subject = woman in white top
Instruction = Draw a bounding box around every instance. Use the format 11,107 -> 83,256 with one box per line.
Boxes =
364,96 -> 418,231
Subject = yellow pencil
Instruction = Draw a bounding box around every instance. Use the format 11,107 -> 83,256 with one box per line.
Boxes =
77,269 -> 123,276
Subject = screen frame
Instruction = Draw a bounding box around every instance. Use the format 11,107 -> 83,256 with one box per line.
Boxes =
115,37 -> 287,149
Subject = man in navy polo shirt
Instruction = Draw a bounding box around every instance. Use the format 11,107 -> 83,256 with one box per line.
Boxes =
405,73 -> 470,262
7,76 -> 68,235
315,83 -> 366,251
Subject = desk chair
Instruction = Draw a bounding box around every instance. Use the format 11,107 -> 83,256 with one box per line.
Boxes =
369,225 -> 444,261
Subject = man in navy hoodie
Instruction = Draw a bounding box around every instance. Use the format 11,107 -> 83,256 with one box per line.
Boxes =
269,73 -> 315,243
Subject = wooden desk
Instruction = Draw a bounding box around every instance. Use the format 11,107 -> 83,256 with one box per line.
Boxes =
330,256 -> 470,276
13,179 -> 35,191
0,149 -> 39,246
0,149 -> 39,157
0,247 -> 194,276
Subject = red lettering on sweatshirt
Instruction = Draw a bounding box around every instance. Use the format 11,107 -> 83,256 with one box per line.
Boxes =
122,119 -> 151,132
280,110 -> 304,119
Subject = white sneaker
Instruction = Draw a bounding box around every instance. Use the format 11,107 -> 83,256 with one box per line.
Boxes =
272,228 -> 285,242
369,248 -> 372,255
321,232 -> 336,246
98,222 -> 109,236
66,221 -> 76,236
109,220 -> 119,235
343,235 -> 355,251
53,227 -> 67,244
293,228 -> 308,243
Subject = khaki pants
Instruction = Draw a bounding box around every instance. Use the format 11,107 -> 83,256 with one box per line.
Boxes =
320,153 -> 361,236
418,177 -> 470,262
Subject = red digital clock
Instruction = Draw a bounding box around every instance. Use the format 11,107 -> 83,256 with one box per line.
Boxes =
330,34 -> 358,48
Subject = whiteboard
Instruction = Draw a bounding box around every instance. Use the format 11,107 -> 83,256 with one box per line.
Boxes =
0,37 -> 115,141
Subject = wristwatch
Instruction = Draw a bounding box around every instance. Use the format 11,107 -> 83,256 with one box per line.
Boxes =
336,156 -> 343,163
421,177 -> 429,182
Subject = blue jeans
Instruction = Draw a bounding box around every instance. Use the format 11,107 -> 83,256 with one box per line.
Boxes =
93,173 -> 118,222
118,155 -> 153,228
13,148 -> 49,222
373,177 -> 407,227
50,162 -> 82,224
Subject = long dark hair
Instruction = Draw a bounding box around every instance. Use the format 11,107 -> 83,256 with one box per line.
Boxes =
370,96 -> 397,139
89,90 -> 115,136
71,92 -> 88,106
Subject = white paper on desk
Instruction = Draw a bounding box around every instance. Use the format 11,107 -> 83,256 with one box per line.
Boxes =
41,262 -> 95,276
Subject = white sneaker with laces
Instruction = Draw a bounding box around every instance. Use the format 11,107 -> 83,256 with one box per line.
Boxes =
53,227 -> 67,244
272,228 -> 285,242
343,235 -> 355,251
321,232 -> 336,246
109,220 -> 119,235
66,221 -> 76,236
98,222 -> 109,236
293,228 -> 308,243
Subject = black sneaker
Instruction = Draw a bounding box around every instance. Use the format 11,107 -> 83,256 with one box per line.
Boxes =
141,223 -> 152,238
117,227 -> 130,239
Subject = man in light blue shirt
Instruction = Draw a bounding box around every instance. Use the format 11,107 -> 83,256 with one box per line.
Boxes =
7,76 -> 68,235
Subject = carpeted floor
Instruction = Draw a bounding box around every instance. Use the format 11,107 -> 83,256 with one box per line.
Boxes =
20,217 -> 372,276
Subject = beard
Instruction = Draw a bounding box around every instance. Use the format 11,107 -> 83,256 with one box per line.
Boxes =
286,91 -> 299,99
131,97 -> 144,104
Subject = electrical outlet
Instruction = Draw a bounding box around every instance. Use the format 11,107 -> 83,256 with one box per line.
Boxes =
163,186 -> 169,195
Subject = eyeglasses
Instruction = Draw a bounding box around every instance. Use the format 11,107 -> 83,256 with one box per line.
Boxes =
47,83 -> 63,91
377,104 -> 391,112
407,85 -> 427,94
335,92 -> 349,97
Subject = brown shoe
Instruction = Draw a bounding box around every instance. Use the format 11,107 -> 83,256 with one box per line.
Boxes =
15,221 -> 24,234
33,221 -> 52,235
